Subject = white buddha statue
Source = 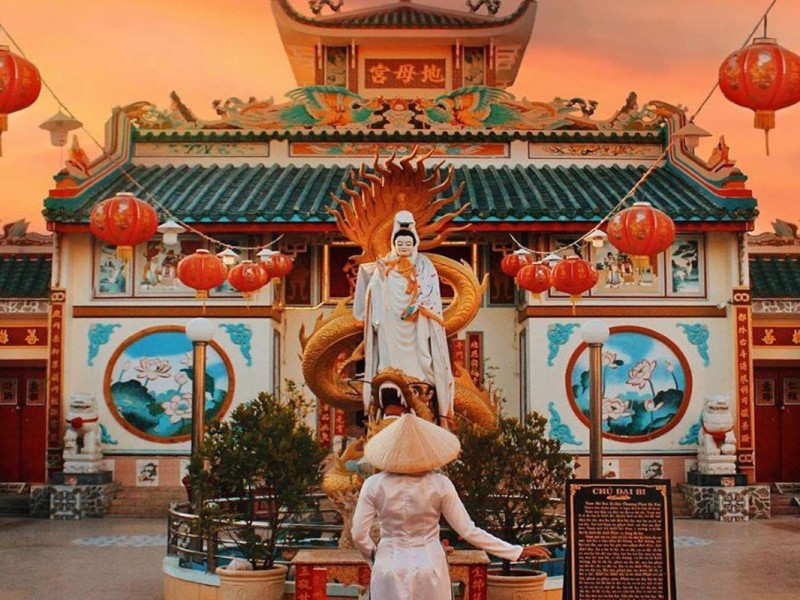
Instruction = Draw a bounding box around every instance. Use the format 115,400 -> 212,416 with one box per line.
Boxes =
354,211 -> 453,426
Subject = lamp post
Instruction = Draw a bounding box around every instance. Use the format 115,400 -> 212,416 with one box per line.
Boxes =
186,317 -> 215,460
581,319 -> 610,480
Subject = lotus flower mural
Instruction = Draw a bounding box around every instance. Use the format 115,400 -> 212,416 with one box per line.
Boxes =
104,328 -> 234,443
567,327 -> 692,442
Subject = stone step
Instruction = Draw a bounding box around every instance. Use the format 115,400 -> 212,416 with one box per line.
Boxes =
114,486 -> 186,498
770,495 -> 796,506
771,505 -> 800,516
0,495 -> 30,517
107,505 -> 172,518
106,485 -> 185,517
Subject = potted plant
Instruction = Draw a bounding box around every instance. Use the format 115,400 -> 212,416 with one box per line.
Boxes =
189,386 -> 325,600
445,412 -> 572,600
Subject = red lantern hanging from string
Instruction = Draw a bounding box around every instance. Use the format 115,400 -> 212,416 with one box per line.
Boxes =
89,192 -> 159,261
551,256 -> 598,306
258,248 -> 294,280
515,262 -> 552,302
0,45 -> 42,156
719,36 -> 800,155
177,249 -> 228,300
606,202 -> 675,258
228,260 -> 269,301
501,249 -> 534,279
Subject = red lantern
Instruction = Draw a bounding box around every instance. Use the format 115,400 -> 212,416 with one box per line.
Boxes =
0,45 -> 42,156
500,249 -> 534,278
177,249 -> 228,299
259,249 -> 293,279
89,192 -> 159,261
606,202 -> 675,258
719,36 -> 800,155
516,262 -> 551,302
228,260 -> 269,300
552,256 -> 598,305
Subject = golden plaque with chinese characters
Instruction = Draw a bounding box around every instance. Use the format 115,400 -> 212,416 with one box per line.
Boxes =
365,59 -> 447,89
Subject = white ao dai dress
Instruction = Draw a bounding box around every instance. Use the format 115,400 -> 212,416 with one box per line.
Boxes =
352,471 -> 522,599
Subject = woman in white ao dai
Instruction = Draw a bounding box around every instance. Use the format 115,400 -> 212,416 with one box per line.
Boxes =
352,414 -> 549,599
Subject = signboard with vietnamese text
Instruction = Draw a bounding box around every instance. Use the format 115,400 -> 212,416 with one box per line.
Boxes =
365,58 -> 447,89
564,480 -> 677,600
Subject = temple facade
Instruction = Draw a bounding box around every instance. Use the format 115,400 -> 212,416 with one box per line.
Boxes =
23,0 -> 773,491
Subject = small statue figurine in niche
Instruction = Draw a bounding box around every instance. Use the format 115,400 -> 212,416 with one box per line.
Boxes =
697,395 -> 737,475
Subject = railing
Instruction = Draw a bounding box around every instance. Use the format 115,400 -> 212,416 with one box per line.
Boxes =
167,494 -> 343,573
167,494 -> 567,575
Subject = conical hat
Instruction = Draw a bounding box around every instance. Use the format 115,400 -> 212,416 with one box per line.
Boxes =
364,414 -> 461,474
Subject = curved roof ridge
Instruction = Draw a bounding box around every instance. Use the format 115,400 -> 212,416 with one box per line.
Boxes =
276,0 -> 535,30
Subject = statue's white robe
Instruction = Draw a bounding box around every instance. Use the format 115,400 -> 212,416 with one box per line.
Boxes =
354,253 -> 453,418
352,471 -> 522,600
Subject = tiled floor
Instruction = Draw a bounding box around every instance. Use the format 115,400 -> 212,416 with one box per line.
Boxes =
0,516 -> 798,599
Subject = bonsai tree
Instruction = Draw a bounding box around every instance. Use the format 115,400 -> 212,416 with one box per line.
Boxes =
445,412 -> 572,575
188,385 -> 325,570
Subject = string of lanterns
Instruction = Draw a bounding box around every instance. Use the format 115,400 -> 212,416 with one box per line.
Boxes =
504,202 -> 674,307
89,191 -> 293,300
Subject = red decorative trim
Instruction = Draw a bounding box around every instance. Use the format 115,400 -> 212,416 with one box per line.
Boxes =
334,408 -> 346,437
752,326 -> 800,347
46,289 -> 66,467
294,564 -> 313,600
467,331 -> 484,388
565,325 -> 693,444
732,287 -> 755,482
318,401 -> 332,449
469,564 -> 488,600
0,326 -> 48,347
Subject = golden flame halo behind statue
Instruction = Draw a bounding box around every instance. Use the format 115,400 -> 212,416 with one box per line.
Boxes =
300,147 -> 495,428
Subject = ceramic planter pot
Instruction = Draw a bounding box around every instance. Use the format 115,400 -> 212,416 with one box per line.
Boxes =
487,568 -> 546,600
217,564 -> 288,600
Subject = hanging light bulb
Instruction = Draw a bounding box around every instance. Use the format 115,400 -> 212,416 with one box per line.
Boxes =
673,121 -> 711,153
217,248 -> 239,266
157,220 -> 186,246
586,230 -> 608,249
543,253 -> 563,267
39,110 -> 82,147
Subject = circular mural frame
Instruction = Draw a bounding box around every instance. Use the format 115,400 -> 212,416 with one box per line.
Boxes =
565,325 -> 693,443
103,325 -> 236,444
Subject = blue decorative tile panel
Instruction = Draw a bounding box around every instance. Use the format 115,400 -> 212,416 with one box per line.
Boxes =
547,401 -> 582,446
547,323 -> 580,367
87,323 -> 121,366
676,323 -> 710,367
220,323 -> 254,367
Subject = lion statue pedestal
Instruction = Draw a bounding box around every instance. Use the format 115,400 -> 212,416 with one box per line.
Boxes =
63,393 -> 105,474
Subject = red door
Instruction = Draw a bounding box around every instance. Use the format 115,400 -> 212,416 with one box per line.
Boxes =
0,366 -> 47,483
754,366 -> 800,483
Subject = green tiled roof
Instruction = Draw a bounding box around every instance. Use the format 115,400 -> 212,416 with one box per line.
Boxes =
750,254 -> 800,299
43,163 -> 757,224
0,255 -> 52,299
280,0 -> 533,29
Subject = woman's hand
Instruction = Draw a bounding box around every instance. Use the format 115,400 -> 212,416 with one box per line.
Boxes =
519,545 -> 551,561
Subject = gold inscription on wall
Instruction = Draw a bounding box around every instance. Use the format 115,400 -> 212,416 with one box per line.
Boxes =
365,59 -> 447,89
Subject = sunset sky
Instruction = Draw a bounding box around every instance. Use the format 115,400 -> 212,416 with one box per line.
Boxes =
0,0 -> 798,233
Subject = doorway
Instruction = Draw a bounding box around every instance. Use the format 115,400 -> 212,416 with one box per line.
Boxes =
754,365 -> 800,483
0,365 -> 48,483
